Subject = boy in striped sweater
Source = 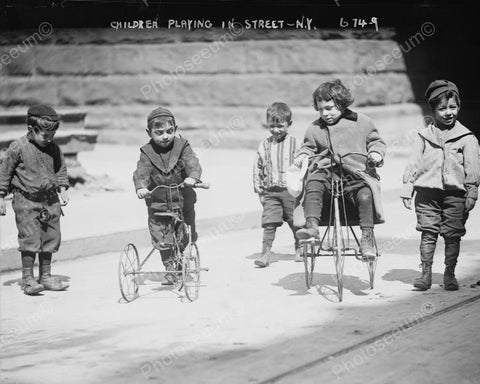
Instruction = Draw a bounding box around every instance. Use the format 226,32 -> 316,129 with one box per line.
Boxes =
253,102 -> 301,267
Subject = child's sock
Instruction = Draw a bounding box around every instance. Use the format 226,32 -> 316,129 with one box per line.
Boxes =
357,187 -> 374,228
21,251 -> 36,268
262,225 -> 276,253
21,252 -> 44,294
39,252 -> 52,267
444,237 -> 460,268
39,252 -> 52,280
420,231 -> 438,263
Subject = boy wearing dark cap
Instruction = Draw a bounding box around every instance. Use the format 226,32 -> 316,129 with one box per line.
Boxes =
0,105 -> 70,295
401,80 -> 480,291
133,107 -> 201,282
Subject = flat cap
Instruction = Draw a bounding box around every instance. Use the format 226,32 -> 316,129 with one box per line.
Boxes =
147,107 -> 175,123
425,80 -> 459,102
27,104 -> 59,121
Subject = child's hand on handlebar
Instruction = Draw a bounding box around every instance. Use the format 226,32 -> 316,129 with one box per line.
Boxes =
137,188 -> 150,199
184,177 -> 197,187
367,152 -> 383,167
293,154 -> 307,167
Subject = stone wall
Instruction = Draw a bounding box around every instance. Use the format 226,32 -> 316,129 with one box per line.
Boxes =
0,27 -> 419,147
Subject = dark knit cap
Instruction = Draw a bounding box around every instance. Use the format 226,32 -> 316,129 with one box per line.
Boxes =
27,104 -> 59,121
425,80 -> 459,102
147,107 -> 175,123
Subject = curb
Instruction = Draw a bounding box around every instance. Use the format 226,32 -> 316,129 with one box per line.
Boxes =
0,210 -> 261,272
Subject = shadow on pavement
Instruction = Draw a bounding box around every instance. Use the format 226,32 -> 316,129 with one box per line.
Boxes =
382,268 -> 444,287
2,274 -> 71,287
115,263 -> 480,384
274,272 -> 371,297
246,252 -> 295,263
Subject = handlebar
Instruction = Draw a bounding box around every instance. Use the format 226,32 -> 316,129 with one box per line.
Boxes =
306,151 -> 379,171
308,152 -> 368,161
146,181 -> 210,198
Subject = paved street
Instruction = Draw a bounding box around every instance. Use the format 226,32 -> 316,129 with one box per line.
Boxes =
1,222 -> 480,384
1,147 -> 480,383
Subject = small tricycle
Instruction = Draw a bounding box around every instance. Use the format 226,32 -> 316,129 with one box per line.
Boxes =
300,152 -> 380,301
118,181 -> 209,303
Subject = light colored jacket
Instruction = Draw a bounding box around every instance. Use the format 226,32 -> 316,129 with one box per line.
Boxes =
401,121 -> 480,199
296,110 -> 386,224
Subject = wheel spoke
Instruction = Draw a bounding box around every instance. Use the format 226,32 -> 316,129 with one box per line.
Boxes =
303,243 -> 316,289
183,242 -> 200,301
118,244 -> 140,302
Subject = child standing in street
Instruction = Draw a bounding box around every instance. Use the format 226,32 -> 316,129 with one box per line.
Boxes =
401,80 -> 480,291
133,107 -> 201,283
0,105 -> 70,295
294,80 -> 386,259
253,102 -> 301,267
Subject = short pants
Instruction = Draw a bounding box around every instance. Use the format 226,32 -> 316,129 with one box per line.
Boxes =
414,187 -> 467,238
261,188 -> 295,228
12,191 -> 62,253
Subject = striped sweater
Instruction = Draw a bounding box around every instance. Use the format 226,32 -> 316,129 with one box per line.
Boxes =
253,134 -> 300,194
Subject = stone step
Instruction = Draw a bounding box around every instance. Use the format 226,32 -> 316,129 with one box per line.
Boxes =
0,73 -> 414,108
0,110 -> 99,185
0,109 -> 87,131
1,39 -> 405,77
0,109 -> 97,155
0,129 -> 99,156
82,103 -> 425,158
0,27 -> 397,47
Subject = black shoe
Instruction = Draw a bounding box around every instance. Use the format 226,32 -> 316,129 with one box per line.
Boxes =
444,267 -> 459,291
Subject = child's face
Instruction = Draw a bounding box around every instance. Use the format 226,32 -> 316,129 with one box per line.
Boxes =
147,117 -> 176,148
29,125 -> 57,147
433,96 -> 459,128
316,99 -> 343,125
267,118 -> 290,141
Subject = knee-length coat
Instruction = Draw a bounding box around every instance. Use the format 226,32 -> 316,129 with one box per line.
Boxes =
294,109 -> 386,226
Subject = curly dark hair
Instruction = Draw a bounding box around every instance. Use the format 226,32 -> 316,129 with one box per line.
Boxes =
312,79 -> 354,111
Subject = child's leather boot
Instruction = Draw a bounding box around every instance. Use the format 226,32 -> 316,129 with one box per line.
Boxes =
414,262 -> 432,290
444,237 -> 460,291
22,267 -> 44,295
254,247 -> 272,268
360,227 -> 376,260
296,218 -> 319,240
39,265 -> 69,291
413,232 -> 437,290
